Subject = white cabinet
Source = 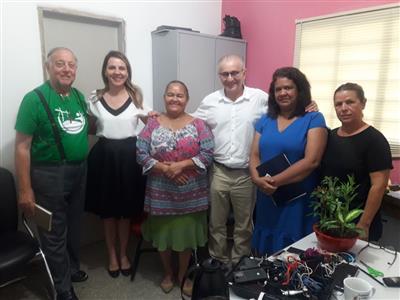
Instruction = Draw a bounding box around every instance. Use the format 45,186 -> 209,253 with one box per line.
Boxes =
152,29 -> 247,113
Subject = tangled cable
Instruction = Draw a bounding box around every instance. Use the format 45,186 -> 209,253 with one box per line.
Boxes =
275,248 -> 355,294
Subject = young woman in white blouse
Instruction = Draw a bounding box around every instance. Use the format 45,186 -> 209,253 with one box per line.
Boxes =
85,51 -> 150,278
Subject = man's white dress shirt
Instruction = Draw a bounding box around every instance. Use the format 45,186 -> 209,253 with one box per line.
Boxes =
193,86 -> 268,169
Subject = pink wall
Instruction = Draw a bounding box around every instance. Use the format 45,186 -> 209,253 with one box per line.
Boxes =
221,0 -> 398,89
221,0 -> 399,183
392,160 -> 400,184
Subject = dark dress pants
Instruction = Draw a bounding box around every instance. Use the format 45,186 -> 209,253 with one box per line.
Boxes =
31,162 -> 86,294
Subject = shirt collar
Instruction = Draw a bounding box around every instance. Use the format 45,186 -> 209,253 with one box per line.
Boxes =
218,86 -> 251,103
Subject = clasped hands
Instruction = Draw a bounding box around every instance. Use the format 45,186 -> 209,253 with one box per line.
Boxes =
160,161 -> 189,185
253,175 -> 277,195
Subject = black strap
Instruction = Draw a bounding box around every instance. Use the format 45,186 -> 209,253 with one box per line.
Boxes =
34,89 -> 66,161
181,263 -> 200,300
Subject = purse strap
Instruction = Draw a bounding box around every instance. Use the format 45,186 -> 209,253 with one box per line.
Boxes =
34,89 -> 66,161
181,263 -> 200,300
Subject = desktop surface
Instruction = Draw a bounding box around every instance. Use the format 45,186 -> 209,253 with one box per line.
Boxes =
230,233 -> 399,299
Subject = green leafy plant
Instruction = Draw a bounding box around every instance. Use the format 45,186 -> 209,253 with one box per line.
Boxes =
310,175 -> 364,238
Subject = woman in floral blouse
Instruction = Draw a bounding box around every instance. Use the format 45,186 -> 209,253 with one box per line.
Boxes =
136,80 -> 214,296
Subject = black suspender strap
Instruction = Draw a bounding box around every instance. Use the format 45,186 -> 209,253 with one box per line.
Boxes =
34,89 -> 66,161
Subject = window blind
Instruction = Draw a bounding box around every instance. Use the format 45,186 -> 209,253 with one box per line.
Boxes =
294,4 -> 400,157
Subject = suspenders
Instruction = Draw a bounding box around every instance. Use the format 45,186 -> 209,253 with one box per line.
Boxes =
34,89 -> 66,161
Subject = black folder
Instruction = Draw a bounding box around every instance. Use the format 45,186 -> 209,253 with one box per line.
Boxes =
256,153 -> 306,206
332,263 -> 359,290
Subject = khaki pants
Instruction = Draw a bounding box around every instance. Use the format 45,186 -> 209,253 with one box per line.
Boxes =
208,162 -> 255,263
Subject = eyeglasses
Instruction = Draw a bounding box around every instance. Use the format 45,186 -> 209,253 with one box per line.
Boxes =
219,70 -> 242,79
357,241 -> 397,266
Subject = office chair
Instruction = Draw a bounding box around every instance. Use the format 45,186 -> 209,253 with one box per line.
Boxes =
0,167 -> 56,299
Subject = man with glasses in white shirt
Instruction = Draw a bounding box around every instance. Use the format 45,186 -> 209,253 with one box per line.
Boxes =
193,55 -> 268,265
194,55 -> 318,267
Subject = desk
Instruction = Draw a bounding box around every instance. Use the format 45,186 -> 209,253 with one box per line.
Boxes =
230,233 -> 400,299
383,191 -> 400,219
287,234 -> 399,299
381,192 -> 400,251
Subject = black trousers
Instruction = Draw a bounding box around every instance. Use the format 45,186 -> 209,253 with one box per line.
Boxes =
31,162 -> 86,294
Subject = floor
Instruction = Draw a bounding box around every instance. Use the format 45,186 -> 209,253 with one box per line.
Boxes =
0,238 -> 202,300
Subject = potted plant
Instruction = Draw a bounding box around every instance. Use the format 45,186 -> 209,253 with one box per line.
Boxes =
310,175 -> 364,252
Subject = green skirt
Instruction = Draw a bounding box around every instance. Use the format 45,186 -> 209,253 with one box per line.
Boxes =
141,211 -> 208,252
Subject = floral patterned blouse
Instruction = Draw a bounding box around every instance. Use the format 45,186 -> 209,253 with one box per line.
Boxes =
136,117 -> 214,215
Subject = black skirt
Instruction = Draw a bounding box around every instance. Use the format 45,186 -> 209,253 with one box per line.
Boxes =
85,137 -> 146,219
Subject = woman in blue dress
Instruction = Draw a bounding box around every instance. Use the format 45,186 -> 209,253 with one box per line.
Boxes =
249,67 -> 328,255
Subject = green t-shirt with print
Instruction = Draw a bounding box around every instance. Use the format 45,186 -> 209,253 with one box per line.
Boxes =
15,81 -> 88,162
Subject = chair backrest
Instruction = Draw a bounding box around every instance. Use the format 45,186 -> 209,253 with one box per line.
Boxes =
0,167 -> 18,233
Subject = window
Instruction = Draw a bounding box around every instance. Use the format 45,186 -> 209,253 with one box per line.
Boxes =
294,4 -> 399,157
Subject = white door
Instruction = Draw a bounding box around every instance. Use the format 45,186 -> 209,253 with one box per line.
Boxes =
39,7 -> 125,245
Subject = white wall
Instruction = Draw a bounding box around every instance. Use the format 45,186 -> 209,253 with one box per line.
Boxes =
0,0 -> 222,170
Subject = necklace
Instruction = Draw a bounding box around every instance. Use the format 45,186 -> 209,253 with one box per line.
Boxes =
163,113 -> 191,131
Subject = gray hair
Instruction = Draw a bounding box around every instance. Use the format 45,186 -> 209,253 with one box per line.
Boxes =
45,47 -> 78,65
217,54 -> 245,72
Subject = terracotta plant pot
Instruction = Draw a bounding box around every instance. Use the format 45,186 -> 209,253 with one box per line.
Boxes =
313,224 -> 358,252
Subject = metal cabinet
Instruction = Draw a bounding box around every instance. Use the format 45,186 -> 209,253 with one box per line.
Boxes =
152,29 -> 247,113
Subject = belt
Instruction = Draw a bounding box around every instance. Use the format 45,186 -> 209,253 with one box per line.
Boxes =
32,160 -> 84,167
213,161 -> 245,171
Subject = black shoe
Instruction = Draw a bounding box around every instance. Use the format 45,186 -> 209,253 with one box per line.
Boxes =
71,270 -> 88,282
108,268 -> 120,278
120,267 -> 131,276
56,288 -> 78,300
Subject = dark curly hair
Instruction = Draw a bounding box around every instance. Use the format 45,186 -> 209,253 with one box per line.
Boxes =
267,67 -> 311,119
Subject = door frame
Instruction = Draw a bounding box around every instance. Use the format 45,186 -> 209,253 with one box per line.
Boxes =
37,6 -> 125,80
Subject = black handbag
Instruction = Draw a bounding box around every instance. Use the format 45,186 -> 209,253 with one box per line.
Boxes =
220,15 -> 243,39
182,258 -> 229,300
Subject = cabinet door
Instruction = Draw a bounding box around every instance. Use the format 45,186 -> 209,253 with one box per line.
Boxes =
215,38 -> 247,90
178,33 -> 215,113
152,31 -> 179,113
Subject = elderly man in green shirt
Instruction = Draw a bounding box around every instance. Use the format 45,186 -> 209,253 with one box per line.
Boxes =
15,47 -> 88,300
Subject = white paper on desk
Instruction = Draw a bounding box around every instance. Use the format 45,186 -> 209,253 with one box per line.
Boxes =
33,204 -> 52,232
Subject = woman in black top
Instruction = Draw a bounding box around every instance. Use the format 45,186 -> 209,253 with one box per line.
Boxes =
321,83 -> 392,241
